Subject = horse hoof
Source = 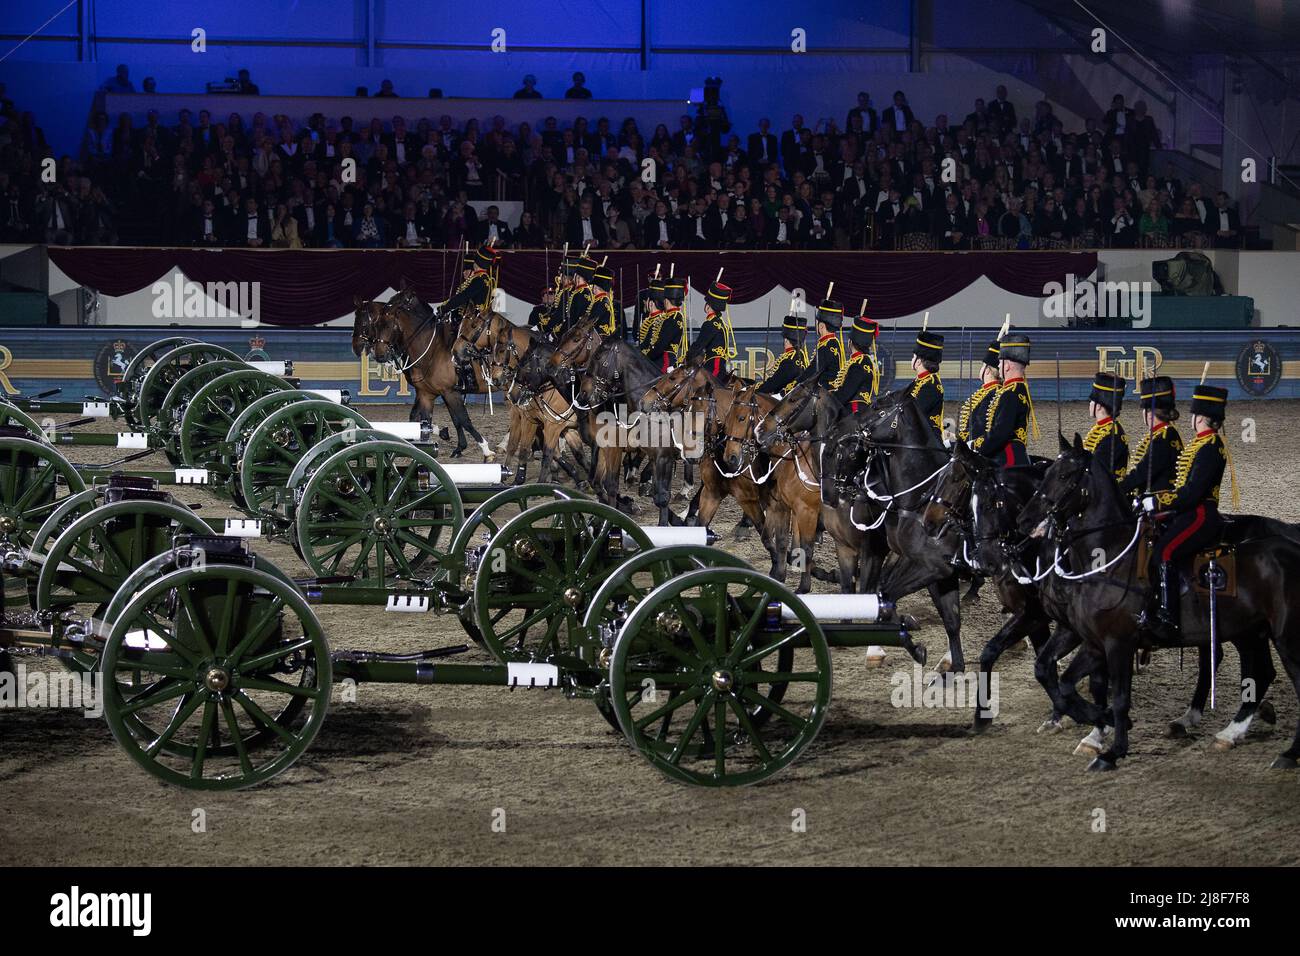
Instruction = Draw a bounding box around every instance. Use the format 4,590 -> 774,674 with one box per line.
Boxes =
450,449 -> 464,459
732,524 -> 753,541
1074,740 -> 1102,757
1268,755 -> 1298,770
1211,735 -> 1236,752
864,648 -> 887,669
1086,756 -> 1117,772
1167,721 -> 1190,739
1259,700 -> 1277,725
935,650 -> 953,674
1037,718 -> 1063,735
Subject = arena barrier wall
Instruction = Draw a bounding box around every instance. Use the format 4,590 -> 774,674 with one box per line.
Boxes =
1,326 -> 1296,404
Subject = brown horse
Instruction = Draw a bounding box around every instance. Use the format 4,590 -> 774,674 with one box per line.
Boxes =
365,299 -> 494,459
715,384 -> 822,592
504,339 -> 590,486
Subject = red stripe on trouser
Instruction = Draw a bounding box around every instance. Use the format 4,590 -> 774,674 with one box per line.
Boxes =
851,401 -> 860,413
1004,444 -> 1014,467
1162,504 -> 1206,562
662,354 -> 671,372
711,358 -> 722,376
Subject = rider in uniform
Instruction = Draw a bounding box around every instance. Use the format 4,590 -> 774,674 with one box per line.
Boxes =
543,252 -> 578,340
586,266 -> 618,337
1140,384 -> 1237,638
1083,371 -> 1128,479
908,329 -> 945,443
957,340 -> 1001,446
798,299 -> 846,389
687,281 -> 736,379
1119,375 -> 1183,497
636,277 -> 664,354
648,277 -> 686,372
830,313 -> 880,413
566,256 -> 597,333
441,242 -> 498,325
975,333 -> 1037,467
757,312 -> 811,396
528,287 -> 556,336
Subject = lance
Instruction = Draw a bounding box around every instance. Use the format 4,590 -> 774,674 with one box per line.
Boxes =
1056,352 -> 1063,440
763,296 -> 774,378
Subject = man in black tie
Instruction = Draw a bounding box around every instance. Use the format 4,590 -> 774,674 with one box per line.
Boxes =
779,115 -> 805,176
565,198 -> 608,248
1210,191 -> 1240,247
881,90 -> 915,137
987,85 -> 1016,135
748,118 -> 778,167
933,192 -> 970,250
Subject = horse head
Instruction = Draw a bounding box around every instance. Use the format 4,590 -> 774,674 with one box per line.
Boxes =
754,379 -> 818,452
351,296 -> 387,358
548,321 -> 600,392
716,385 -> 770,476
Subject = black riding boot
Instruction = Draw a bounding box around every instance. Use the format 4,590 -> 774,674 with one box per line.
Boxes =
1142,562 -> 1180,642
455,363 -> 477,394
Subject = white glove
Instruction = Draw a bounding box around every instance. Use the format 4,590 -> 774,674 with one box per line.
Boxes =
1141,496 -> 1157,513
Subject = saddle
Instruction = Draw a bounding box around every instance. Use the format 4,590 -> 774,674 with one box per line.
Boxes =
1137,518 -> 1236,597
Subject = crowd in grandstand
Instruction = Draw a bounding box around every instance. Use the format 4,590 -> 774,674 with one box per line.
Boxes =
0,72 -> 1246,250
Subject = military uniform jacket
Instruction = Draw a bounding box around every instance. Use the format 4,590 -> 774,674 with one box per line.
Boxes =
1156,430 -> 1227,512
831,350 -> 878,407
758,345 -> 810,395
687,314 -> 728,363
637,308 -> 660,353
587,290 -> 617,337
648,308 -> 684,370
908,372 -> 944,438
443,270 -> 490,316
567,284 -> 594,329
976,378 -> 1031,466
1119,422 -> 1183,496
799,333 -> 845,389
957,382 -> 998,445
1083,417 -> 1128,479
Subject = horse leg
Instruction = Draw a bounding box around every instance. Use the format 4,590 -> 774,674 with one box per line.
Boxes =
652,453 -> 678,526
1034,626 -> 1099,733
766,502 -> 792,583
927,575 -> 964,678
1267,631 -> 1300,769
1212,634 -> 1276,751
792,500 -> 819,594
971,605 -> 1045,731
1088,637 -> 1134,771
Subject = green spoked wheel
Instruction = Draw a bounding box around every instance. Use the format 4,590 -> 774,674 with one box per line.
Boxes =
34,500 -> 215,677
23,487 -> 104,611
295,439 -> 463,586
580,544 -> 758,731
238,400 -> 371,522
179,369 -> 292,472
225,390 -> 313,448
0,401 -> 48,441
34,498 -> 216,618
99,563 -> 331,790
133,343 -> 241,435
473,499 -> 651,664
447,484 -> 584,577
0,437 -> 86,558
154,360 -> 248,463
609,567 -> 832,787
118,337 -> 202,425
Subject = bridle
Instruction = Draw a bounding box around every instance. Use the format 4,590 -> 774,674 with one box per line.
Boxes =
371,304 -> 437,374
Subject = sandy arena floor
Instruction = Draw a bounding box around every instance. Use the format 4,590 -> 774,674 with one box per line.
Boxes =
2,399 -> 1298,866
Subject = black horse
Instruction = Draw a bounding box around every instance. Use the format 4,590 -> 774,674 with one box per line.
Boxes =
1016,435 -> 1296,771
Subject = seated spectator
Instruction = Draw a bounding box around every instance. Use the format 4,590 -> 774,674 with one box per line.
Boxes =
513,210 -> 545,248
271,202 -> 302,248
1210,191 -> 1240,248
513,75 -> 542,99
606,206 -> 632,249
1139,198 -> 1169,244
565,72 -> 592,99
353,201 -> 385,247
101,65 -> 135,94
375,79 -> 399,98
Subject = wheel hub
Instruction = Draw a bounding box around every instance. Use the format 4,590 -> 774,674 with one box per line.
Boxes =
204,666 -> 231,693
562,585 -> 583,608
0,515 -> 16,534
512,537 -> 537,560
711,669 -> 735,694
373,516 -> 390,535
655,609 -> 683,636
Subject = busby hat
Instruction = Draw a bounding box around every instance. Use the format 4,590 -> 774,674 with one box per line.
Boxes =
998,333 -> 1031,366
592,267 -> 614,290
914,330 -> 944,363
661,276 -> 686,305
1089,371 -> 1126,415
816,299 -> 844,329
983,340 -> 1001,370
574,255 -> 597,277
705,282 -> 732,312
782,313 -> 809,337
851,314 -> 879,350
1138,375 -> 1178,419
560,252 -> 579,277
1190,384 -> 1227,421
475,243 -> 502,268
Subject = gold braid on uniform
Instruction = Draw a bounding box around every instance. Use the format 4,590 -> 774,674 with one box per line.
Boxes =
828,337 -> 849,389
1223,436 -> 1241,508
